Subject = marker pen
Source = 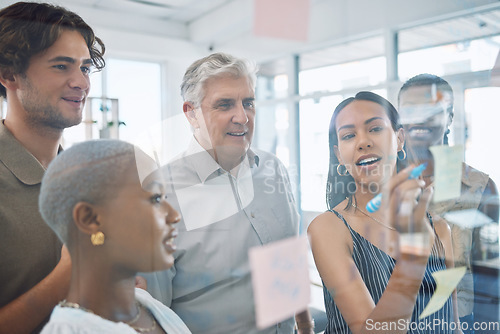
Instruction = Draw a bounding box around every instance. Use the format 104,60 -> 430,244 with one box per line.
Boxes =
366,163 -> 428,213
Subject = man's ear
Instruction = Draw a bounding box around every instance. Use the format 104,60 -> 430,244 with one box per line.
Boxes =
183,102 -> 199,129
72,202 -> 101,236
0,69 -> 18,91
446,110 -> 453,129
396,127 -> 405,151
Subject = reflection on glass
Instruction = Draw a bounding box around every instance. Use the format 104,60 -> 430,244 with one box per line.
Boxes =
399,35 -> 500,80
299,96 -> 342,212
256,74 -> 289,100
464,87 -> 500,188
62,59 -> 162,154
107,59 -> 162,148
299,57 -> 386,96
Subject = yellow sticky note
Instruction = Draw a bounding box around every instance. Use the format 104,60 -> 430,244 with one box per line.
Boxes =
429,145 -> 463,202
419,266 -> 466,319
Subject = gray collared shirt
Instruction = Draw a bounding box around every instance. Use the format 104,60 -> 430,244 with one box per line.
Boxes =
143,139 -> 299,334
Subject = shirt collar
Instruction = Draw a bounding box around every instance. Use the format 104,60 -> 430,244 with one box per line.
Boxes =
0,121 -> 45,185
186,137 -> 259,183
461,162 -> 489,191
461,162 -> 473,188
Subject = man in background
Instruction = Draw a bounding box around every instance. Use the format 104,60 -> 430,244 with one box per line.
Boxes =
398,73 -> 499,332
0,2 -> 105,332
142,52 -> 314,334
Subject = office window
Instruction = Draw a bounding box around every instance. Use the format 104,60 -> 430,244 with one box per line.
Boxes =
299,36 -> 385,96
399,35 -> 500,80
397,8 -> 500,80
254,103 -> 292,166
62,59 -> 162,152
299,95 -> 343,212
464,86 -> 500,187
256,58 -> 289,101
256,74 -> 289,101
255,56 -> 295,166
106,59 -> 162,147
299,57 -> 386,96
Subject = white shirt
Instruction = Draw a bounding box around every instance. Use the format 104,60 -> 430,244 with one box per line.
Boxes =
40,288 -> 191,334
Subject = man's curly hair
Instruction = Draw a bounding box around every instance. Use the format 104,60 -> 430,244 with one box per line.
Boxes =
0,2 -> 105,98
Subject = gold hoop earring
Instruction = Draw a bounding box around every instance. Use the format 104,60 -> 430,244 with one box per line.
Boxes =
91,231 -> 105,246
337,164 -> 349,176
397,149 -> 407,160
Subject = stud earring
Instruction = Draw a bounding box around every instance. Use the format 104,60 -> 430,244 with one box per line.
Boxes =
90,231 -> 105,246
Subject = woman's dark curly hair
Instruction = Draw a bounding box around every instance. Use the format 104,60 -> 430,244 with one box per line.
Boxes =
0,2 -> 105,98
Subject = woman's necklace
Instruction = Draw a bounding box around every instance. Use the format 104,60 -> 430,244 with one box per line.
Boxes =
59,300 -> 95,315
351,202 -> 396,231
130,307 -> 157,333
58,300 -> 155,332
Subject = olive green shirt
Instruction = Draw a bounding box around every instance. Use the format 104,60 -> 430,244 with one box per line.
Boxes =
0,121 -> 62,333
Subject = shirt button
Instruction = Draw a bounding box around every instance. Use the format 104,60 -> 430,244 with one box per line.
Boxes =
251,212 -> 255,218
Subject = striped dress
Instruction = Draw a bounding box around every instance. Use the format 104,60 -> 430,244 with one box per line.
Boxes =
323,210 -> 454,334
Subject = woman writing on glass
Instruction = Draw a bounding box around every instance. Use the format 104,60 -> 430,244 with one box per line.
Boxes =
308,92 -> 460,333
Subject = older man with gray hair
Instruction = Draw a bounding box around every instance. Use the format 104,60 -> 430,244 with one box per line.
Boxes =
142,53 -> 313,333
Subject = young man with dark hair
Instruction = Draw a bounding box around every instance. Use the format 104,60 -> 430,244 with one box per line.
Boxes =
0,2 -> 105,332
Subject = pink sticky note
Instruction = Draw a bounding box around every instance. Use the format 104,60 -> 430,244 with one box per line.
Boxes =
249,236 -> 310,329
253,0 -> 310,41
